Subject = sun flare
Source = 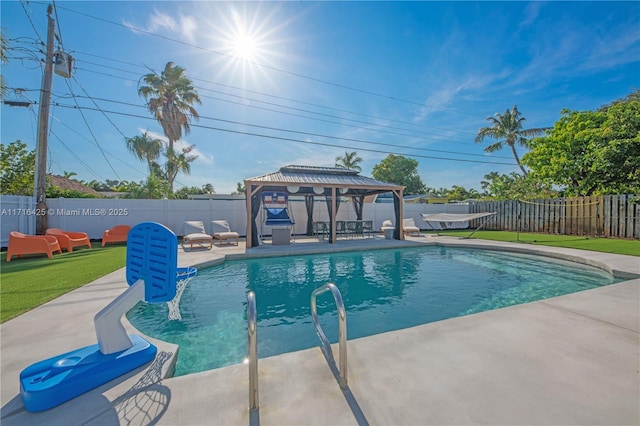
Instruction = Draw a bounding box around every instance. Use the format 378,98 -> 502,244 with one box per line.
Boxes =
232,34 -> 258,60
205,4 -> 291,86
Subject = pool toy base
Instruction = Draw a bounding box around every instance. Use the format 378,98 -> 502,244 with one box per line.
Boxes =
20,334 -> 156,412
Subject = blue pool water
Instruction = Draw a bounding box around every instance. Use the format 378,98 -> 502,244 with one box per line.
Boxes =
126,246 -> 621,376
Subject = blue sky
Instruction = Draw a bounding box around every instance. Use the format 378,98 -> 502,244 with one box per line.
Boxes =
2,1 -> 639,194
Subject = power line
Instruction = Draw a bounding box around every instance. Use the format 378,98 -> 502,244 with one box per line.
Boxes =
52,0 -> 65,50
72,59 -> 474,144
7,4 -> 515,186
48,113 -> 148,181
55,4 -> 484,119
69,61 -> 489,151
71,48 -> 480,139
62,94 -> 511,160
18,0 -> 45,46
71,76 -> 127,139
52,102 -> 516,167
49,127 -> 104,181
61,78 -> 122,180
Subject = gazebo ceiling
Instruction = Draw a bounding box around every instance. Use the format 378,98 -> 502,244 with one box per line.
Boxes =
245,165 -> 403,196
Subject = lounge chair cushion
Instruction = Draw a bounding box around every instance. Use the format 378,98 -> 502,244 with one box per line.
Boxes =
211,220 -> 239,245
182,221 -> 213,249
403,218 -> 420,236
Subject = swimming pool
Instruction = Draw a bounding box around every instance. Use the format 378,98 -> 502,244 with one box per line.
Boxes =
126,246 -> 621,376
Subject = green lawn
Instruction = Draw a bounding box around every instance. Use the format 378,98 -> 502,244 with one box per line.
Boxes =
0,231 -> 637,324
432,230 -> 640,257
0,245 -> 127,323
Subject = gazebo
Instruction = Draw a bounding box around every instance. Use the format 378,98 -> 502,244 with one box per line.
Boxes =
244,165 -> 405,246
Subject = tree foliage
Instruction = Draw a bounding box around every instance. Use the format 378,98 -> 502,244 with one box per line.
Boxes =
164,146 -> 197,190
125,132 -> 163,174
431,185 -> 482,201
125,174 -> 171,199
232,182 -> 246,195
335,151 -> 363,171
1,140 -> 35,195
371,154 -> 426,195
480,172 -> 556,200
522,91 -> 640,196
174,186 -> 204,199
46,186 -> 100,199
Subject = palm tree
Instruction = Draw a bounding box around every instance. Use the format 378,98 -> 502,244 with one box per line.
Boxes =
128,174 -> 171,199
232,182 -> 246,195
335,151 -> 363,172
125,132 -> 163,174
202,183 -> 215,194
165,145 -> 198,192
138,62 -> 201,190
474,105 -> 547,176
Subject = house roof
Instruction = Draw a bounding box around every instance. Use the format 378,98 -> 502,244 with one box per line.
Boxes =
245,165 -> 402,196
47,174 -> 103,197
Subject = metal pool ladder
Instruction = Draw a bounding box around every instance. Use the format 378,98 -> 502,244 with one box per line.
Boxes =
311,283 -> 348,388
247,291 -> 259,410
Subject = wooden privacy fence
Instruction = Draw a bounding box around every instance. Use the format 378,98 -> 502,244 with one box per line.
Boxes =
469,194 -> 640,239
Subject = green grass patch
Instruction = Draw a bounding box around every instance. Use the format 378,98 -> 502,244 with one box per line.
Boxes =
431,230 -> 640,257
0,245 -> 127,323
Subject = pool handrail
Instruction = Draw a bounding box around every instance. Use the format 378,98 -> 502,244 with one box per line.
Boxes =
247,291 -> 259,410
311,282 -> 347,388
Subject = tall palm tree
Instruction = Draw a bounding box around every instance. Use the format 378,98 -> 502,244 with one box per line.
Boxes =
138,62 -> 201,190
335,151 -> 363,172
125,132 -> 163,174
474,105 -> 547,176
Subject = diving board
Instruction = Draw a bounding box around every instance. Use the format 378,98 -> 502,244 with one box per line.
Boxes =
420,212 -> 496,238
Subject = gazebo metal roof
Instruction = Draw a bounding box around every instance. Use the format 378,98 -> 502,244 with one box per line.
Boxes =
246,165 -> 402,195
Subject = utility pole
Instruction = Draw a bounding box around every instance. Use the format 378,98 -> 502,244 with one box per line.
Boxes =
34,4 -> 55,234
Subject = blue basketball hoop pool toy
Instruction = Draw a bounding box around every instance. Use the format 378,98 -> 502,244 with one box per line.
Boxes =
20,222 -> 196,412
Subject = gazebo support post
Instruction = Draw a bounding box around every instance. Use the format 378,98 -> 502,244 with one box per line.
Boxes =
330,187 -> 337,244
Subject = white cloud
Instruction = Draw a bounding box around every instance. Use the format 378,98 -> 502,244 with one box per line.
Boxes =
519,2 -> 543,29
147,11 -> 176,32
179,16 -> 198,43
123,10 -> 198,43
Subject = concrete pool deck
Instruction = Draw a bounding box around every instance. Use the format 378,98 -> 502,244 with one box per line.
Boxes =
1,235 -> 638,425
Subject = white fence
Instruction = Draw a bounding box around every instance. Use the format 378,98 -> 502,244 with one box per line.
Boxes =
1,195 -> 469,247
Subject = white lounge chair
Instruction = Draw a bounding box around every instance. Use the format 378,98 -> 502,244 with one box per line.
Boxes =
211,220 -> 239,246
182,221 -> 213,249
403,218 -> 421,237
